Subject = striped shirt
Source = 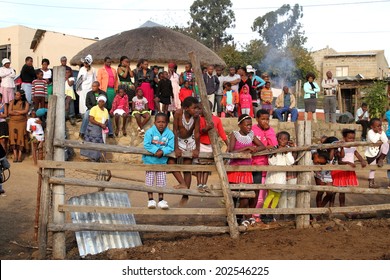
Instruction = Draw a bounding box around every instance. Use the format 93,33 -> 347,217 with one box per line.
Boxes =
32,79 -> 47,98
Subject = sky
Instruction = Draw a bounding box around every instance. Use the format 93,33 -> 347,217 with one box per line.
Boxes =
1,0 -> 390,62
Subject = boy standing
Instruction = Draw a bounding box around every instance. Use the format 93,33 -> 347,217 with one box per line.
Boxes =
169,96 -> 200,205
32,69 -> 47,110
143,113 -> 175,209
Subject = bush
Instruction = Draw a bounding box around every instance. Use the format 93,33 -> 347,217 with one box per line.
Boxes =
363,81 -> 388,119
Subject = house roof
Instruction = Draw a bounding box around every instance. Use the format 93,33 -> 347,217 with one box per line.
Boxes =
70,24 -> 226,66
324,50 -> 384,58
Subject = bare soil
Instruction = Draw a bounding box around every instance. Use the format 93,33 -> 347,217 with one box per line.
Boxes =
1,156 -> 390,260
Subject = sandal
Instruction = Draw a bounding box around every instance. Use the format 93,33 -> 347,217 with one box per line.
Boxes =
197,184 -> 205,193
241,220 -> 250,227
122,131 -> 127,136
248,218 -> 256,225
202,184 -> 212,193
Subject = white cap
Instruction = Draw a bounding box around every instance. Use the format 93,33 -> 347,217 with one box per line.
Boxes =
246,65 -> 256,73
2,58 -> 10,65
97,95 -> 107,103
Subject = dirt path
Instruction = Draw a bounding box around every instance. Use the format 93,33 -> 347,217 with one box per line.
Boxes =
0,157 -> 390,260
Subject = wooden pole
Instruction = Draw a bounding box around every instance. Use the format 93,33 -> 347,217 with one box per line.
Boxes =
296,121 -> 311,228
338,85 -> 343,113
37,94 -> 57,259
189,51 -> 239,239
51,66 -> 66,259
53,139 -> 251,159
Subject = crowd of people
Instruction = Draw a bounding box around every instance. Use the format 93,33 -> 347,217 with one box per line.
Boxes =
0,55 -> 389,219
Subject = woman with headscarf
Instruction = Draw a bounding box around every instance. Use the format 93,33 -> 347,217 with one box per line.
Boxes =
8,90 -> 29,162
168,62 -> 181,111
76,54 -> 97,115
134,59 -> 155,112
80,95 -> 109,161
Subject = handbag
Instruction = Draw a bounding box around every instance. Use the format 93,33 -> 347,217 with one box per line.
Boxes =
75,75 -> 83,92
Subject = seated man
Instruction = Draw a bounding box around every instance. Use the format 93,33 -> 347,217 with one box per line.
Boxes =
355,102 -> 369,141
274,86 -> 298,122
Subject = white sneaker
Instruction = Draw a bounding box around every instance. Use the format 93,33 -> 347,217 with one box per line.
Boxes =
147,200 -> 156,209
157,200 -> 169,210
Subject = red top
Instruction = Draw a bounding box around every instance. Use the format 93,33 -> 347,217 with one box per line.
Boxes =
200,115 -> 227,145
110,94 -> 129,115
179,88 -> 193,102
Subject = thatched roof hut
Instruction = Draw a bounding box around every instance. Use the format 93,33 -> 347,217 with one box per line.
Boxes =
70,24 -> 226,67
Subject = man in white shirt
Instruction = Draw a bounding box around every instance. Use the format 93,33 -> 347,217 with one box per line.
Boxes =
223,66 -> 241,93
321,71 -> 338,123
214,66 -> 225,117
355,103 -> 369,141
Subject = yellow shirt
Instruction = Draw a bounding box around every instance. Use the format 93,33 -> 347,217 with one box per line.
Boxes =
90,105 -> 109,124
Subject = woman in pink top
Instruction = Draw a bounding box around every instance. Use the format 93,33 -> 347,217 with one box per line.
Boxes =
110,88 -> 129,137
251,109 -> 278,222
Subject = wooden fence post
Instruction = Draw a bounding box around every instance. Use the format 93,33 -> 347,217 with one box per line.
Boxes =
296,121 -> 311,228
38,95 -> 57,259
51,66 -> 66,259
189,52 -> 240,239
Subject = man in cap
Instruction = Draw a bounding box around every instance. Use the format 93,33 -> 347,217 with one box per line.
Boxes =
0,58 -> 16,104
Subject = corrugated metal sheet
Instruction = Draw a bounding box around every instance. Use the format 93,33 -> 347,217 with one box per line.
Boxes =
69,191 -> 142,257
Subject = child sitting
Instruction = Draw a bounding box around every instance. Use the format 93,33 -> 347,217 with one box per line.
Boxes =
132,88 -> 151,136
365,118 -> 389,188
110,88 -> 129,137
143,113 -> 174,209
26,110 -> 44,165
221,82 -> 239,118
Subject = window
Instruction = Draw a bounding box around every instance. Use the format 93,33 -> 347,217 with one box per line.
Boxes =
336,66 -> 348,77
0,44 -> 11,65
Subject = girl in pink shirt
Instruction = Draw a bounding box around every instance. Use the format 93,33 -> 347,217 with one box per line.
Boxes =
250,109 -> 278,223
239,84 -> 252,115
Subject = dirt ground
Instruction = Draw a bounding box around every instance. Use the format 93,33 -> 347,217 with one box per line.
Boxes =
1,156 -> 390,260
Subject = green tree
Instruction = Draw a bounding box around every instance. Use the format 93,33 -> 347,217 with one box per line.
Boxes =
364,81 -> 388,119
217,44 -> 246,68
252,4 -> 303,49
189,0 -> 235,51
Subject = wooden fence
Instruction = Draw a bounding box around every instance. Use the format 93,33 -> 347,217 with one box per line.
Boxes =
36,57 -> 390,260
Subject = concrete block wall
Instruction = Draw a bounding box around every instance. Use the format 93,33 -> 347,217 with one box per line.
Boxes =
66,117 -> 364,163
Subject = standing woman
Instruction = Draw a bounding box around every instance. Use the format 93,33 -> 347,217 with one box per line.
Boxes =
117,56 -> 135,111
80,95 -> 109,161
0,58 -> 16,104
40,58 -> 53,102
0,94 -> 9,152
97,56 -> 118,111
303,72 -> 320,122
168,62 -> 180,111
135,59 -> 155,112
8,90 -> 29,162
76,55 -> 97,115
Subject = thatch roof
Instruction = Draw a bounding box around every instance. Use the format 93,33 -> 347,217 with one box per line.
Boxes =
70,25 -> 226,67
